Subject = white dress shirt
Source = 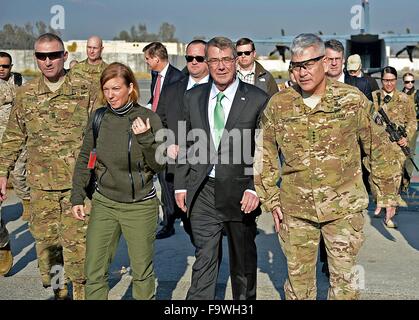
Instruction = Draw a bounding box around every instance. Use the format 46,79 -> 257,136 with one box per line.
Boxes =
186,74 -> 210,90
175,78 -> 257,197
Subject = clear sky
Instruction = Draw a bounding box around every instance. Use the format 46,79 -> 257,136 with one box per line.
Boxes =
2,0 -> 419,43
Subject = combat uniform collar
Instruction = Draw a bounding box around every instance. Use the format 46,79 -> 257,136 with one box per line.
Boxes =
293,78 -> 342,115
79,58 -> 106,72
36,71 -> 75,97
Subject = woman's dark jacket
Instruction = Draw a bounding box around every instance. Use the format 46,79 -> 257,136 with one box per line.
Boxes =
71,103 -> 166,205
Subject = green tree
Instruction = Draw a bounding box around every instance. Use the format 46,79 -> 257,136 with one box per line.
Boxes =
0,21 -> 60,49
159,22 -> 178,42
114,22 -> 178,42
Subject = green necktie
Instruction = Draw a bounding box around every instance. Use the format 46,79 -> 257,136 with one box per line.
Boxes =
214,92 -> 225,148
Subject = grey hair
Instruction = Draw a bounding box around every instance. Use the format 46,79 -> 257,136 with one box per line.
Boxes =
205,37 -> 237,59
290,33 -> 325,57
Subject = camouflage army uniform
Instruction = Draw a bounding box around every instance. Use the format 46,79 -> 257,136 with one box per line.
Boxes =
254,79 -> 403,300
405,89 -> 419,184
371,90 -> 417,192
1,76 -> 31,206
0,79 -> 14,248
69,59 -> 107,108
0,73 -> 95,294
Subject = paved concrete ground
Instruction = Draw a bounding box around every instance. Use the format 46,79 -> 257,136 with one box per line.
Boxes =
1,81 -> 418,300
0,182 -> 418,300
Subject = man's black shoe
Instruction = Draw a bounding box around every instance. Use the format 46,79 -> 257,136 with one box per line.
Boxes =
156,227 -> 175,239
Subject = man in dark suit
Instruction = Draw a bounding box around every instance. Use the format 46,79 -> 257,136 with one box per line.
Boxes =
325,39 -> 373,101
143,42 -> 185,110
143,42 -> 185,239
156,39 -> 210,240
174,37 -> 269,300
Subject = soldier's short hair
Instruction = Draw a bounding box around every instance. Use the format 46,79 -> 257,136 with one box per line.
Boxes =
0,52 -> 12,64
100,62 -> 139,104
235,38 -> 256,51
206,37 -> 237,59
290,33 -> 325,57
186,39 -> 207,51
381,66 -> 397,79
324,39 -> 344,54
142,42 -> 168,61
34,33 -> 65,51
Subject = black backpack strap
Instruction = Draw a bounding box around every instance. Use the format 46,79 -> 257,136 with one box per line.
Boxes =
13,73 -> 23,86
92,107 -> 107,148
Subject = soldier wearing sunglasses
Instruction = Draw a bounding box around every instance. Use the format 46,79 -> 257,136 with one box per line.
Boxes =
0,33 -> 97,300
0,52 -> 24,86
0,52 -> 31,222
235,38 -> 278,97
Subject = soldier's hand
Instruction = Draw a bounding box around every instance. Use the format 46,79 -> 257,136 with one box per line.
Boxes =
240,190 -> 259,214
397,137 -> 408,147
272,207 -> 283,233
0,177 -> 8,201
175,191 -> 187,213
132,117 -> 151,135
72,205 -> 86,221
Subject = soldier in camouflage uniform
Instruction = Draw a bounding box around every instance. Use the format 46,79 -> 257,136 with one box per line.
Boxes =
0,79 -> 14,276
69,36 -> 107,108
369,67 -> 416,227
254,34 -> 404,300
0,33 -> 96,299
0,52 -> 31,220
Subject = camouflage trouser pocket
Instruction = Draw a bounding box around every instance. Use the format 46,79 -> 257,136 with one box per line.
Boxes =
348,211 -> 365,232
277,214 -> 289,244
347,211 -> 365,256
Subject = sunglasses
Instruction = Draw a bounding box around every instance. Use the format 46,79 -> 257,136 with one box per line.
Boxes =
185,55 -> 205,63
0,64 -> 11,69
34,51 -> 64,61
290,55 -> 324,72
404,80 -> 415,84
237,51 -> 253,56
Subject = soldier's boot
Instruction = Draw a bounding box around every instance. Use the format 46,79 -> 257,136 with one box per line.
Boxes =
72,283 -> 85,300
41,273 -> 51,288
5,180 -> 13,190
53,285 -> 70,300
21,199 -> 31,222
384,218 -> 397,229
0,243 -> 13,276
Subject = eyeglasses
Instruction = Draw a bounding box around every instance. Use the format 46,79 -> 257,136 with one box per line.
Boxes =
34,51 -> 64,61
185,55 -> 205,63
290,55 -> 324,72
382,78 -> 396,83
404,80 -> 415,84
237,51 -> 253,56
207,56 -> 235,66
0,64 -> 11,69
